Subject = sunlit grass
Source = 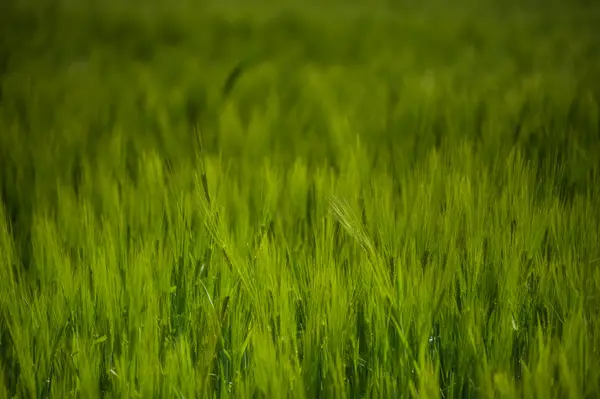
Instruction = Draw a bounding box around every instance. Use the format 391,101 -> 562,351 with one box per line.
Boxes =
1,1 -> 600,398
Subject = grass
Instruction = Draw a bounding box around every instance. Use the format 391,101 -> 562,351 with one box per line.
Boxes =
1,0 -> 600,397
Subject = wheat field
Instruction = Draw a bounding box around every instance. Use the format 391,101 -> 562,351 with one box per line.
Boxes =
1,1 -> 599,398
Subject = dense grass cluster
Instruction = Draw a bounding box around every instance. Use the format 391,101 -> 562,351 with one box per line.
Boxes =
1,1 -> 600,397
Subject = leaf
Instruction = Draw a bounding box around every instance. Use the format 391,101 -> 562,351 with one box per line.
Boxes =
92,335 -> 108,346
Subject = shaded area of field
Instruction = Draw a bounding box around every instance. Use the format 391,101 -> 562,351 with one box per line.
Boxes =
1,1 -> 599,397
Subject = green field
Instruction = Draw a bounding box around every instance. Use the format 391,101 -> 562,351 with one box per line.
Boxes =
1,1 -> 600,398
